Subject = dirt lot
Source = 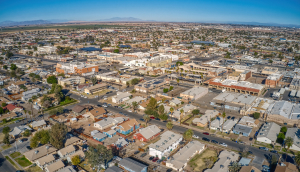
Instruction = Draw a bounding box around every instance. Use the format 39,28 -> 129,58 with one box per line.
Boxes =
69,118 -> 97,136
187,149 -> 218,172
167,86 -> 189,97
246,77 -> 266,84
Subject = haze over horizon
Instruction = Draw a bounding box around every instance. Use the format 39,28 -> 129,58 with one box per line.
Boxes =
0,0 -> 300,25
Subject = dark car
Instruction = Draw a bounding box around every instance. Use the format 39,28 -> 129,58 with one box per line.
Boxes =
140,153 -> 147,157
157,159 -> 163,164
202,137 -> 210,142
203,132 -> 209,135
259,147 -> 269,151
211,140 -> 218,144
149,156 -> 155,160
270,150 -> 278,153
166,169 -> 173,172
152,157 -> 159,162
97,104 -> 102,107
227,116 -> 231,119
231,117 -> 235,120
134,151 -> 140,155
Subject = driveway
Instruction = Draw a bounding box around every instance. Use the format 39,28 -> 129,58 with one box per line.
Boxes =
1,138 -> 31,155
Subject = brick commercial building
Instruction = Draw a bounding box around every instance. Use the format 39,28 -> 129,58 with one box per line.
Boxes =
56,62 -> 98,75
265,73 -> 283,88
204,77 -> 265,96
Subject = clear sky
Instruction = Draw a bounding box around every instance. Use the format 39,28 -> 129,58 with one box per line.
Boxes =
0,0 -> 300,25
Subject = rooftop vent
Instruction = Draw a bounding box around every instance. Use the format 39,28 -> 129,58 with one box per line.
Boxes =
35,150 -> 39,154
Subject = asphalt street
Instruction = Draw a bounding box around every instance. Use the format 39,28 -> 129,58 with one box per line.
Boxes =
0,153 -> 16,172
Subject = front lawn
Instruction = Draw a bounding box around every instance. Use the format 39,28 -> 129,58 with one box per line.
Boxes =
15,155 -> 32,167
5,156 -> 21,170
26,165 -> 43,172
10,152 -> 21,158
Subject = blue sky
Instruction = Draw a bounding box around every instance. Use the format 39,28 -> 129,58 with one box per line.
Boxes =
0,0 -> 300,25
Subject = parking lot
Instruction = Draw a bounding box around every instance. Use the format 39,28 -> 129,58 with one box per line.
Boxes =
132,152 -> 174,172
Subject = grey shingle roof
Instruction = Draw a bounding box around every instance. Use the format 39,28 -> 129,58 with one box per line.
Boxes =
119,157 -> 147,172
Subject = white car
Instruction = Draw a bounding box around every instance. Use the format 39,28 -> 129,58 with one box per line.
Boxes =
103,105 -> 108,108
128,110 -> 132,112
219,143 -> 228,147
192,135 -> 199,139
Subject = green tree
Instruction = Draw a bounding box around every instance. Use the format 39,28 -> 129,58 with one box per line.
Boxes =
23,129 -> 32,137
146,97 -> 157,110
281,127 -> 287,133
221,112 -> 226,133
294,152 -> 300,167
277,133 -> 285,144
180,108 -> 184,125
2,126 -> 10,134
113,49 -> 119,53
159,113 -> 168,121
71,155 -> 81,165
91,76 -> 97,85
285,136 -> 294,160
3,65 -> 7,70
6,51 -> 13,58
49,123 -> 68,149
192,109 -> 200,116
169,86 -> 174,91
169,107 -> 174,118
47,75 -> 58,84
163,88 -> 169,93
143,115 -> 150,126
253,112 -> 260,119
131,78 -> 140,85
228,161 -> 241,172
10,64 -> 17,70
85,144 -> 113,169
3,134 -> 10,145
132,101 -> 138,111
166,122 -> 173,130
183,129 -> 193,141
158,105 -> 165,115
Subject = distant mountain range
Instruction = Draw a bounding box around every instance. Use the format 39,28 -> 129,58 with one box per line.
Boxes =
0,20 -> 52,26
0,18 -> 299,28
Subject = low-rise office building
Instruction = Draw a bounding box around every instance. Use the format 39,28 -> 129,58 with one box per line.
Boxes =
179,86 -> 208,101
84,83 -> 107,95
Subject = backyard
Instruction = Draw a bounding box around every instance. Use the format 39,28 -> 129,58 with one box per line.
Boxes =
188,149 -> 218,172
26,165 -> 43,172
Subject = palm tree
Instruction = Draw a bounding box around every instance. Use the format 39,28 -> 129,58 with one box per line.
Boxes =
221,112 -> 226,133
180,109 -> 184,125
132,101 -> 138,112
228,162 -> 241,172
294,152 -> 300,168
285,136 -> 294,161
177,78 -> 179,86
183,129 -> 193,141
143,115 -> 150,126
169,107 -> 174,120
166,122 -> 173,130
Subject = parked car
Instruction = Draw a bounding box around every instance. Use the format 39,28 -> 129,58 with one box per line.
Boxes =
220,143 -> 228,147
149,156 -> 155,160
157,159 -> 163,164
211,140 -> 218,144
270,150 -> 278,153
140,153 -> 147,157
203,132 -> 209,135
202,137 -> 210,142
134,151 -> 140,155
231,117 -> 235,120
227,116 -> 231,119
152,157 -> 159,162
193,135 -> 199,139
259,147 -> 269,151
166,169 -> 173,172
